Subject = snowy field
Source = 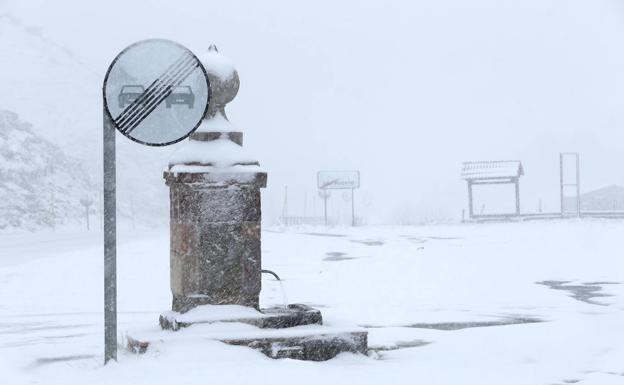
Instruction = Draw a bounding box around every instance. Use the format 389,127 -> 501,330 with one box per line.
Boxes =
1,221 -> 624,385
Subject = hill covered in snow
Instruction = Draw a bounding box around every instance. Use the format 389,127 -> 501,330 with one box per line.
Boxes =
0,110 -> 93,230
0,12 -> 173,230
581,185 -> 624,212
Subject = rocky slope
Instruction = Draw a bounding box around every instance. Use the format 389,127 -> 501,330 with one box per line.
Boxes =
0,110 -> 93,230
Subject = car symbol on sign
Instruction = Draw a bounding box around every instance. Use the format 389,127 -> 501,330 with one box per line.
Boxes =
118,85 -> 146,108
166,86 -> 195,109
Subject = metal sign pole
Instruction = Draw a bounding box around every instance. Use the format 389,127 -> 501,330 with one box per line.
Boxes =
100,38 -> 210,366
103,107 -> 117,364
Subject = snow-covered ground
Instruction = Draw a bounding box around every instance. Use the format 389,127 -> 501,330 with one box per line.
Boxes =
1,221 -> 623,384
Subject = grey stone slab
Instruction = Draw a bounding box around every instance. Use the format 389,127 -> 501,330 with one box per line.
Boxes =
127,326 -> 368,362
222,330 -> 368,361
160,304 -> 323,331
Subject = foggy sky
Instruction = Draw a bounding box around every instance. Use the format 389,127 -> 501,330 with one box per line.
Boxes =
4,0 -> 624,224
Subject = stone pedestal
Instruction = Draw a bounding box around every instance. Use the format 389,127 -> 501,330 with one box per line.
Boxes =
146,46 -> 368,361
163,45 -> 267,312
164,153 -> 266,312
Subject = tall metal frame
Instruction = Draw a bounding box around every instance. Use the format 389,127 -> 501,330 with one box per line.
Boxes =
560,153 -> 580,217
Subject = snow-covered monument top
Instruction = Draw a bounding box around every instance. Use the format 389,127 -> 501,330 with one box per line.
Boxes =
163,45 -> 267,312
167,45 -> 264,178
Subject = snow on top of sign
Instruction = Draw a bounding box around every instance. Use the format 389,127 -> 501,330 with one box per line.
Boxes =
461,160 -> 524,180
199,46 -> 236,81
317,171 -> 360,189
169,135 -> 259,168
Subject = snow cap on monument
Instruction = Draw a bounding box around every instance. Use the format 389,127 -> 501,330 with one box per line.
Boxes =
167,44 -> 261,171
197,45 -> 240,126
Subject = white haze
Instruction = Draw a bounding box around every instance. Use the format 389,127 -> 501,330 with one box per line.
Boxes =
3,0 -> 624,225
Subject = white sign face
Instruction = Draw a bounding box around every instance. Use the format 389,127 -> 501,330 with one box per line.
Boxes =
317,170 -> 360,189
103,39 -> 210,146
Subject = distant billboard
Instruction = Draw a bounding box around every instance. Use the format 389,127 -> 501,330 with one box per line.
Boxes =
317,170 -> 360,189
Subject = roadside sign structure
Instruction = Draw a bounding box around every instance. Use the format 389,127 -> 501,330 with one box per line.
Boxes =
317,170 -> 360,226
317,188 -> 331,225
79,197 -> 94,231
102,39 -> 210,364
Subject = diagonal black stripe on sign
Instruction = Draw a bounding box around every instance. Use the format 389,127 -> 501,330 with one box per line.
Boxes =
123,62 -> 199,135
118,58 -> 198,133
119,59 -> 198,133
113,52 -> 194,128
114,53 -> 191,126
122,60 -> 199,134
115,57 -> 193,128
115,54 -> 195,129
114,51 -> 192,125
117,57 -> 197,132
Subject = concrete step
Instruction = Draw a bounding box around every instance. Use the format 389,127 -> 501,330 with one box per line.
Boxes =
222,328 -> 368,361
159,303 -> 322,331
129,304 -> 368,361
129,326 -> 368,361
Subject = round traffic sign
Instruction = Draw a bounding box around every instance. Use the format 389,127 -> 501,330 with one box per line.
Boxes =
103,39 -> 210,146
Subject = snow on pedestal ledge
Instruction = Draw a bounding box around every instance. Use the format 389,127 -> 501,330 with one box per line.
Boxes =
166,44 -> 259,175
194,109 -> 238,133
168,135 -> 261,171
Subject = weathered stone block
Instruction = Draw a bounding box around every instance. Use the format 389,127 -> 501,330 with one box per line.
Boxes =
222,331 -> 369,361
165,177 -> 265,312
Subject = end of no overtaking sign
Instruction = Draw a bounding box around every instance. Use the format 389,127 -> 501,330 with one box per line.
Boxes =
101,39 -> 211,364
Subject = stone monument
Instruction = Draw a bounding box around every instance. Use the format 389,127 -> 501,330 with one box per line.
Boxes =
164,45 -> 267,312
151,46 -> 368,361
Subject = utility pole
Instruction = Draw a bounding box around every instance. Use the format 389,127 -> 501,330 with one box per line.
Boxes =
281,185 -> 288,225
80,197 -> 94,231
318,189 -> 329,226
351,188 -> 355,226
50,190 -> 56,232
324,194 -> 327,225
